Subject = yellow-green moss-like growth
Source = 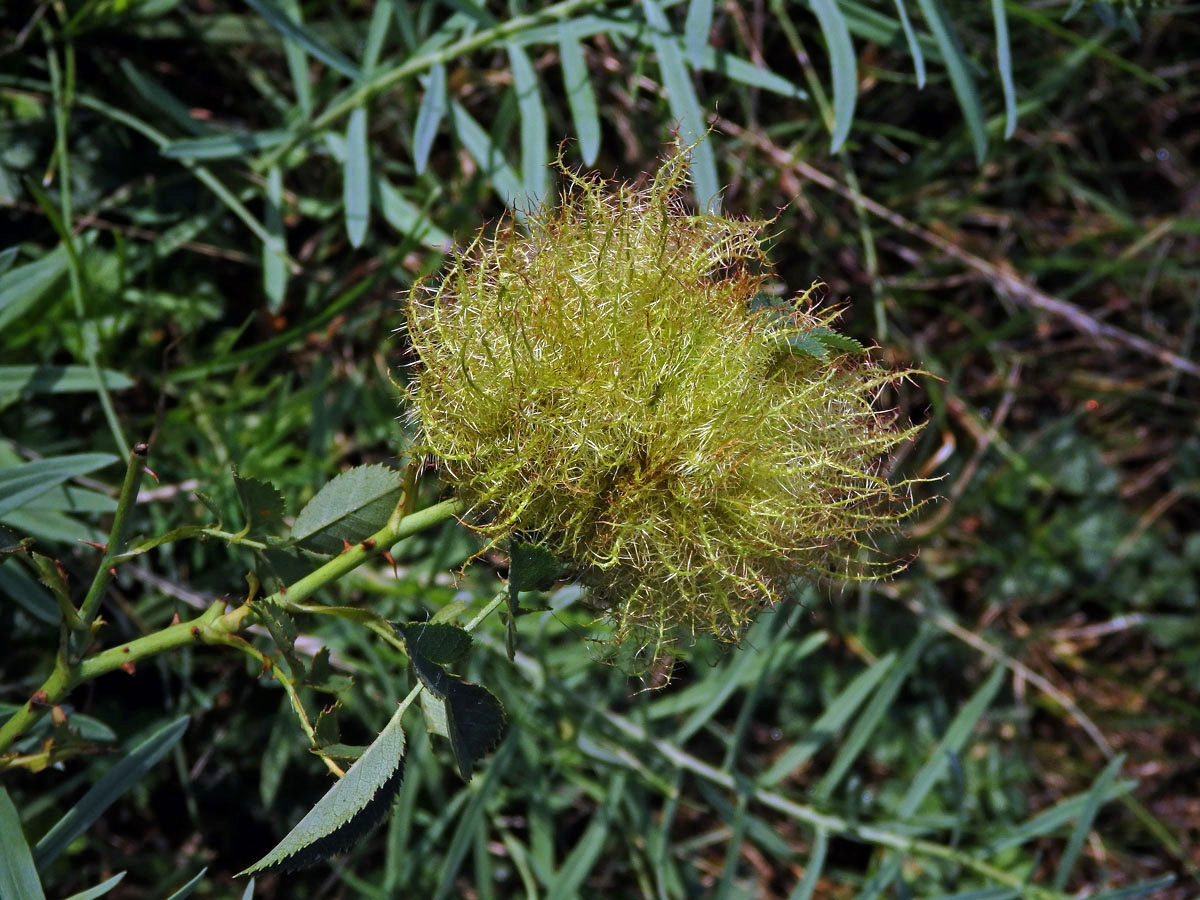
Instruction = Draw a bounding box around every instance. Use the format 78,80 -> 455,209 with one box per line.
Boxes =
405,152 -> 920,647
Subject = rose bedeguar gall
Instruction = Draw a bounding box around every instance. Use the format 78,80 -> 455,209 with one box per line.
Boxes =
402,149 -> 923,650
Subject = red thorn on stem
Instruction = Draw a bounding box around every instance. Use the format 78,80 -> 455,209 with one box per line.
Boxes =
383,551 -> 399,578
143,465 -> 160,483
121,661 -> 136,675
341,538 -> 354,553
81,540 -> 106,551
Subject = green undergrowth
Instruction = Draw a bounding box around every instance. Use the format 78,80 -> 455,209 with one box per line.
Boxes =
1,1 -> 1198,898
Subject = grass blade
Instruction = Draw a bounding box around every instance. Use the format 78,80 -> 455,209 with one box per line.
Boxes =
413,63 -> 448,175
891,0 -> 927,87
990,0 -> 1018,139
898,664 -> 1005,817
809,0 -> 858,152
1053,753 -> 1125,890
558,33 -> 600,165
0,787 -> 46,900
914,0 -> 988,162
547,773 -> 626,900
812,629 -> 932,804
787,828 -> 827,900
34,716 -> 190,869
684,0 -> 713,68
344,106 -> 371,248
164,869 -> 207,900
60,872 -> 126,900
760,650 -> 897,787
506,42 -> 549,209
0,247 -> 69,332
263,165 -> 287,311
641,0 -> 720,213
244,0 -> 361,81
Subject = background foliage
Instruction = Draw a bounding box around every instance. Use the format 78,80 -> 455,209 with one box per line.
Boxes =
2,0 -> 1198,897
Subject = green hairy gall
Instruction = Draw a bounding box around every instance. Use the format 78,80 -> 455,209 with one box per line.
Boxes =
404,149 -> 922,651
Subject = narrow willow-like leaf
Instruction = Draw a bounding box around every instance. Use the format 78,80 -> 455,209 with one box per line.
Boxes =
290,464 -> 404,554
0,454 -> 118,519
0,365 -> 133,398
0,247 -> 68,332
161,130 -> 292,160
278,0 -> 312,118
892,0 -> 927,87
263,165 -> 287,311
449,101 -> 526,213
990,0 -> 1017,139
119,61 -> 211,136
240,700 -> 409,874
374,177 -> 452,249
0,560 -> 58,626
413,63 -> 447,174
788,827 -> 827,900
558,35 -> 600,165
641,0 -> 720,214
164,868 -> 207,900
0,246 -> 18,276
1053,753 -> 1125,890
34,716 -> 190,869
684,0 -> 713,68
60,872 -> 126,900
507,43 -> 548,210
809,0 -> 857,153
244,0 -> 361,81
914,0 -> 987,162
361,0 -> 391,72
761,651 -> 896,786
0,787 -> 46,900
1087,876 -> 1178,900
344,107 -> 371,248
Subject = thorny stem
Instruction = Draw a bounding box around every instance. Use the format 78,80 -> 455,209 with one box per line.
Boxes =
0,497 -> 469,761
76,443 -> 149,631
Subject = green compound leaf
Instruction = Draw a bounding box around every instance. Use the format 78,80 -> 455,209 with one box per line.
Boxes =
509,540 -> 561,593
407,639 -> 505,781
401,622 -> 472,666
240,701 -> 408,875
775,327 -> 867,362
233,471 -> 286,537
291,464 -> 405,555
